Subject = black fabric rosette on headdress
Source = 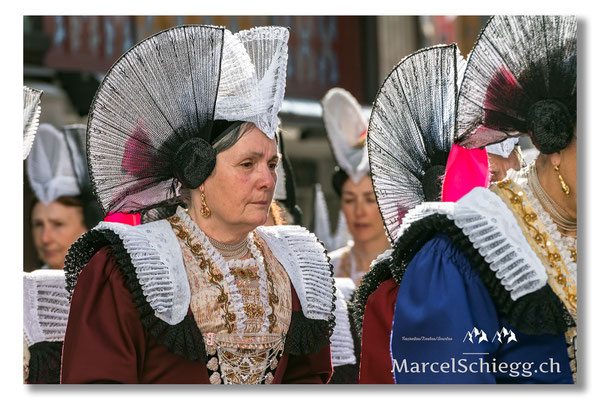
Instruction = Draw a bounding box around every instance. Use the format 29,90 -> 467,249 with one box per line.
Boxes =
367,44 -> 465,244
456,16 -> 576,154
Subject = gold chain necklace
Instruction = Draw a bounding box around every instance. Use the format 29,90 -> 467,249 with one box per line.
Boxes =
527,164 -> 577,232
252,233 -> 279,333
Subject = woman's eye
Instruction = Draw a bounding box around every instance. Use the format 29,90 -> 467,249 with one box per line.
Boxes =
269,163 -> 278,170
241,162 -> 253,168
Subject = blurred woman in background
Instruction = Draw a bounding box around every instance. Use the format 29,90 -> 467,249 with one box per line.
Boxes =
319,88 -> 390,286
24,123 -> 103,384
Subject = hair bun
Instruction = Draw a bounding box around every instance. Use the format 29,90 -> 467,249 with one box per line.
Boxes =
173,137 -> 217,189
527,99 -> 574,154
422,164 -> 446,202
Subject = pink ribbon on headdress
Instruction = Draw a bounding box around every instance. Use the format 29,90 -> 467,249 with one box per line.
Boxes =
441,144 -> 489,202
104,120 -> 159,224
104,212 -> 141,225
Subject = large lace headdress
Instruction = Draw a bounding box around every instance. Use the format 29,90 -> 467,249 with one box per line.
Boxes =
86,25 -> 289,215
456,16 -> 576,154
367,44 -> 466,243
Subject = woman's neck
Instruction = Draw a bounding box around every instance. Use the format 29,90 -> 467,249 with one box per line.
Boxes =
187,205 -> 251,245
351,234 -> 391,271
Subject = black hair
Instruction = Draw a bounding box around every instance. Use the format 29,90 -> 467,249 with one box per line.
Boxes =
422,165 -> 446,202
527,99 -> 575,154
332,166 -> 349,197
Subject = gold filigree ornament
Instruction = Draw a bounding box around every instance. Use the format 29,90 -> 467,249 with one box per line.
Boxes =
493,180 -> 577,319
568,247 -> 577,263
565,327 -> 577,383
253,233 -> 279,333
216,335 -> 285,384
168,215 -> 236,333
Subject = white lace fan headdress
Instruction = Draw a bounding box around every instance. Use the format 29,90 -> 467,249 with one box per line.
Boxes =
322,88 -> 370,183
23,86 -> 43,160
367,44 -> 466,244
456,16 -> 576,154
86,25 -> 289,215
216,27 -> 289,139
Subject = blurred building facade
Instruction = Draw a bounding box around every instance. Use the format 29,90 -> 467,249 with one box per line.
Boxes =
23,15 -> 487,270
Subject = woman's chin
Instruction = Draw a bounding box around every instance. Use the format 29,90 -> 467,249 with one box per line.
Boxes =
244,211 -> 269,229
350,230 -> 377,244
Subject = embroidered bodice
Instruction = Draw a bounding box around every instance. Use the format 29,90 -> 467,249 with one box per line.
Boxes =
169,207 -> 292,384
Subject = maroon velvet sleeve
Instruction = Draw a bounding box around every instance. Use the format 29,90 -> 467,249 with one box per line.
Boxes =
280,285 -> 333,384
61,247 -> 148,383
358,278 -> 400,384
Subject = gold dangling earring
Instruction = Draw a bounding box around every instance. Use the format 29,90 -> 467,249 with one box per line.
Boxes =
200,191 -> 211,218
554,165 -> 570,196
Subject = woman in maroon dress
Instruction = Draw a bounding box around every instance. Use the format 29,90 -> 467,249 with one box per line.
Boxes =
61,25 -> 335,384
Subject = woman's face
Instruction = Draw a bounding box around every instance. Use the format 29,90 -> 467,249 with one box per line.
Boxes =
488,148 -> 522,182
31,201 -> 87,269
201,126 -> 279,232
340,175 -> 386,244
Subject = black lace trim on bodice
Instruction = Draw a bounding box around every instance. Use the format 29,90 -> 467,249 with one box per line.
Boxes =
350,213 -> 575,339
65,228 -> 336,363
26,341 -> 62,384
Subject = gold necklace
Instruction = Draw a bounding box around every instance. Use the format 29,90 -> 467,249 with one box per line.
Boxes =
527,164 -> 577,232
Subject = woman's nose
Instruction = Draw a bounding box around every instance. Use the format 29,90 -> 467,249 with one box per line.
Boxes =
258,164 -> 276,190
41,227 -> 53,244
355,200 -> 367,217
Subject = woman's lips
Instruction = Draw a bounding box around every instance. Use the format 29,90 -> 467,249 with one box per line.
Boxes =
43,249 -> 58,259
354,223 -> 370,229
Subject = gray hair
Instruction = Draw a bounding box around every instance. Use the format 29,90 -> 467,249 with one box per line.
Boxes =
179,122 -> 254,207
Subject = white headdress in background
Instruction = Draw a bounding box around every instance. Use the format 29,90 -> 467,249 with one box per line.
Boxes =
26,123 -> 81,204
486,137 -> 519,158
23,86 -> 43,160
312,183 -> 352,252
321,88 -> 370,183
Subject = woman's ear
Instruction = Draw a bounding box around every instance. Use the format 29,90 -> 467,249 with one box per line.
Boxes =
549,151 -> 562,167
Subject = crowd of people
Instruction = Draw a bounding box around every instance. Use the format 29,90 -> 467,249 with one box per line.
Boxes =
22,15 -> 576,384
